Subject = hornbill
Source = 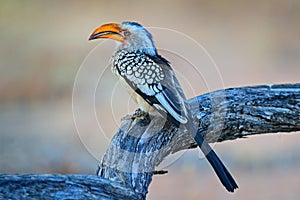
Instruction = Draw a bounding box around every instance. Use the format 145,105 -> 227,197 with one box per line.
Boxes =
89,21 -> 238,192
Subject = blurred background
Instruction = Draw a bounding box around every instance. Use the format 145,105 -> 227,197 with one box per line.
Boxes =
1,0 -> 300,199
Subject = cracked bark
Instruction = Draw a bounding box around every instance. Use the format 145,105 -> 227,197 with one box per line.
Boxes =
1,83 -> 299,200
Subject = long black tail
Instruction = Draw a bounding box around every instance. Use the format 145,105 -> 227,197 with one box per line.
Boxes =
194,130 -> 238,192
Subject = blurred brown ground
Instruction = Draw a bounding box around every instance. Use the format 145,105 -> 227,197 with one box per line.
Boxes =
0,1 -> 300,199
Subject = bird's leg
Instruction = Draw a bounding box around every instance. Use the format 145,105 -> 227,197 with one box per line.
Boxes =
121,108 -> 149,121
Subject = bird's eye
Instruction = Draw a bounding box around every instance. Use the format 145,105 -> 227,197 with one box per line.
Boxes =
123,30 -> 131,37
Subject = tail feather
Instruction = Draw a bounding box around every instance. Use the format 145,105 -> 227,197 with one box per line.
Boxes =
194,131 -> 238,192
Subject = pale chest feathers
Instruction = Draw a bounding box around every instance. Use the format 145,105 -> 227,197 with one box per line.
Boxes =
115,74 -> 156,113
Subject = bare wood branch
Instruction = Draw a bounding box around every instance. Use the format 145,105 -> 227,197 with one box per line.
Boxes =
0,83 -> 299,199
99,83 -> 300,199
0,174 -> 140,200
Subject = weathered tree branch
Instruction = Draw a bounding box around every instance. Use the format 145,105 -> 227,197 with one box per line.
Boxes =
99,83 -> 300,199
1,83 -> 299,199
0,174 -> 140,200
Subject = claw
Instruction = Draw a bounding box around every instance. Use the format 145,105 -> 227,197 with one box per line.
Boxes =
153,170 -> 168,175
121,108 -> 149,121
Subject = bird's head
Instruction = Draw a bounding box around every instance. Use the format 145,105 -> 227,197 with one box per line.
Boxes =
89,22 -> 157,56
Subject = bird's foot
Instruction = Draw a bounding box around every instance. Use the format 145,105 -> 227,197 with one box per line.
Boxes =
121,108 -> 149,121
